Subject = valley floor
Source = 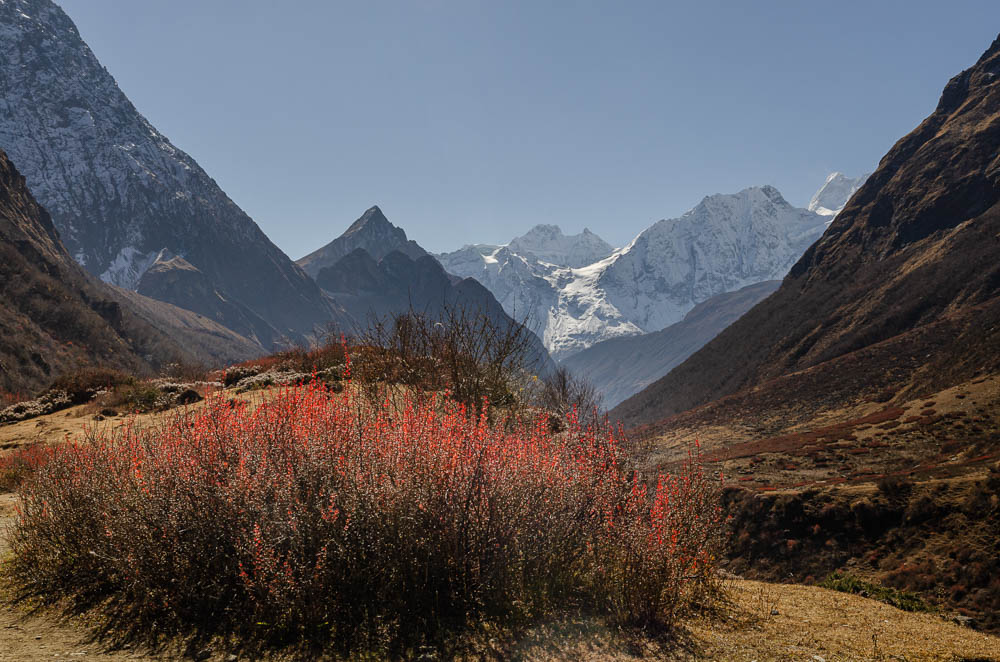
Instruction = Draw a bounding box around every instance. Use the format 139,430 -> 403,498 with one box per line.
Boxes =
1,397 -> 999,660
1,489 -> 998,660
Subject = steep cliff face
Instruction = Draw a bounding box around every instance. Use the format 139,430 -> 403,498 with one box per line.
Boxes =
0,0 -> 334,345
0,148 -> 258,395
298,206 -> 555,373
612,35 -> 1000,428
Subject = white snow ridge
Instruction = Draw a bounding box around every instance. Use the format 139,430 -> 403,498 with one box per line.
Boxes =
808,172 -> 869,220
439,185 -> 830,359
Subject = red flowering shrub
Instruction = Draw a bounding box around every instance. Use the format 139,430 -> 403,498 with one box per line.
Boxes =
0,444 -> 56,491
8,376 -> 724,652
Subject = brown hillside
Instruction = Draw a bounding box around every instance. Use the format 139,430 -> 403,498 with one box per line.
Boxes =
611,34 -> 1000,429
0,149 -> 259,396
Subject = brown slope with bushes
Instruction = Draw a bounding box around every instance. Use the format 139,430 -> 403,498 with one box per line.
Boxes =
0,148 -> 259,396
612,34 -> 1000,429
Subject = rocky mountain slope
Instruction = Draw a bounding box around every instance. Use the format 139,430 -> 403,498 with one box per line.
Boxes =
301,208 -> 556,374
562,280 -> 780,408
297,206 -> 428,279
135,250 -> 274,345
0,147 -> 258,396
440,187 -> 829,358
0,0 -> 335,346
611,34 -> 1000,430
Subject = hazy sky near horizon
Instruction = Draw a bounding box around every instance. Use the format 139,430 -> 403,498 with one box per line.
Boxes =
58,0 -> 1000,256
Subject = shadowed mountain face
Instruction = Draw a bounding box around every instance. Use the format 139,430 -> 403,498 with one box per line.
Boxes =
136,250 -> 275,345
316,248 -> 556,376
301,206 -> 557,375
563,281 -> 780,408
611,34 -> 1000,429
297,206 -> 428,279
0,148 -> 259,395
0,0 -> 335,346
316,249 -> 455,323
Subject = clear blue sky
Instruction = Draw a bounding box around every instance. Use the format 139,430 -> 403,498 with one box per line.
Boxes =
58,0 -> 1000,256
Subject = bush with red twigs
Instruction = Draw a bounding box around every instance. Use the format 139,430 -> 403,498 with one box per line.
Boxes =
0,444 -> 56,491
0,388 -> 23,407
8,373 -> 724,654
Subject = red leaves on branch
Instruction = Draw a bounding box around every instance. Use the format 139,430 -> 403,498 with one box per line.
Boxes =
10,358 -> 725,648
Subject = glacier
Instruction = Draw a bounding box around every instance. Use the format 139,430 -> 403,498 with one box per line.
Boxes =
439,181 -> 859,359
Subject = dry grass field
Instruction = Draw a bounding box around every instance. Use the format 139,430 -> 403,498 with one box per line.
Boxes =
1,388 -> 998,660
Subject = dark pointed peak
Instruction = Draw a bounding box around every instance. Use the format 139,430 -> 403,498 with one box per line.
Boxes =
346,205 -> 393,233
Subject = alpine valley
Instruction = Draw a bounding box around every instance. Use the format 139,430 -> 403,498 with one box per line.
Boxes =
0,0 -> 866,395
2,0 -> 1000,656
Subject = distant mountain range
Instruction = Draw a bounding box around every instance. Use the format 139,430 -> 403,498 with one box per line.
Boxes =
439,181 -> 857,360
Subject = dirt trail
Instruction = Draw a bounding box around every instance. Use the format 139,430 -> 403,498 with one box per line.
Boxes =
1,493 -> 178,661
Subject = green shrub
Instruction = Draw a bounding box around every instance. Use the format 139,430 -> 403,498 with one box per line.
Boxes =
819,571 -> 934,612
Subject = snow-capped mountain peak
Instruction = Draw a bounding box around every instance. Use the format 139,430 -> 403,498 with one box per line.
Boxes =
506,224 -> 615,268
808,172 -> 869,218
439,184 -> 829,358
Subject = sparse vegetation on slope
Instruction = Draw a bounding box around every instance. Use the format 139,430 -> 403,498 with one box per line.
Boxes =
612,35 -> 1000,429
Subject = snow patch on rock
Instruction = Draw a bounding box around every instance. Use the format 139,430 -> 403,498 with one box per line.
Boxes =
808,172 -> 869,220
99,246 -> 160,290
